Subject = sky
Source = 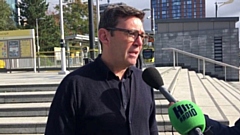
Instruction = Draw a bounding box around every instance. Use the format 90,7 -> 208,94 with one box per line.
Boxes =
48,0 -> 240,39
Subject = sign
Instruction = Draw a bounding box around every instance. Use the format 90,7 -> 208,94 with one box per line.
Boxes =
0,41 -> 7,58
0,29 -> 35,59
0,29 -> 34,40
54,47 -> 61,61
20,39 -> 32,57
8,40 -> 20,58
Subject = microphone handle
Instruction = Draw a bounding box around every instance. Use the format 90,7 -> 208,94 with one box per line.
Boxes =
188,127 -> 204,135
158,87 -> 177,103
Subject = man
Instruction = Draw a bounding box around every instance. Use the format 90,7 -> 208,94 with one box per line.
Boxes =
204,115 -> 240,135
45,5 -> 158,135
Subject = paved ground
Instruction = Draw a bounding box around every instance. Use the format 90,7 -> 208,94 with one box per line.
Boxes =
0,71 -> 68,86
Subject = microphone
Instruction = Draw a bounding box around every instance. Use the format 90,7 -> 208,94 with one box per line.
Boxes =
142,67 -> 176,103
142,67 -> 205,135
168,100 -> 206,135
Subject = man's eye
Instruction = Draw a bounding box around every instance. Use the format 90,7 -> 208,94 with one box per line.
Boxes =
128,31 -> 136,36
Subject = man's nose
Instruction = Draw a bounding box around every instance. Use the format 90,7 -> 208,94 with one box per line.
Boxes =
134,36 -> 144,46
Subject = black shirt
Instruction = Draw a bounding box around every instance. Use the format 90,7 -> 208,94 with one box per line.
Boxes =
45,55 -> 158,135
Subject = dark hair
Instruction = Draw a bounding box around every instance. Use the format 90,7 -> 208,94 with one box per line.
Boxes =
99,5 -> 145,30
98,5 -> 145,51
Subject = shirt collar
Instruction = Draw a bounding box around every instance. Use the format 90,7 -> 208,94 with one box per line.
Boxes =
95,54 -> 134,80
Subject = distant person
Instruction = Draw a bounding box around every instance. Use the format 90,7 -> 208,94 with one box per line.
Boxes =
45,4 -> 158,135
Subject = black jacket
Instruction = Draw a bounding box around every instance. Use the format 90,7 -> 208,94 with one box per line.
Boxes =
45,56 -> 158,135
204,115 -> 240,135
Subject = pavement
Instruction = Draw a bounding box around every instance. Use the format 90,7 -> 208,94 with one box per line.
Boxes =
0,71 -> 68,86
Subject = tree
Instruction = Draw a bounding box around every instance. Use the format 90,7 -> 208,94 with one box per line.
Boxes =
55,0 -> 97,36
0,0 -> 17,30
16,0 -> 48,28
16,0 -> 60,51
38,14 -> 61,51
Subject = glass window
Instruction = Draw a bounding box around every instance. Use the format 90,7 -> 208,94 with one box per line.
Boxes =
172,5 -> 180,10
162,14 -> 167,19
162,0 -> 167,3
173,1 -> 181,5
6,0 -> 17,22
187,0 -> 191,4
162,3 -> 167,7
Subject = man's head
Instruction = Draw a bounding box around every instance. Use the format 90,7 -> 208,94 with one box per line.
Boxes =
98,5 -> 147,68
99,5 -> 145,30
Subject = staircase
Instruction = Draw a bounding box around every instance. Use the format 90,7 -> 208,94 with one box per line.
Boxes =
0,67 -> 239,135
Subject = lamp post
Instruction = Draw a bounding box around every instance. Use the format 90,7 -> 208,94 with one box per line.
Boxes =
88,0 -> 95,60
215,0 -> 234,18
96,0 -> 101,54
142,7 -> 155,35
36,18 -> 45,73
58,0 -> 69,75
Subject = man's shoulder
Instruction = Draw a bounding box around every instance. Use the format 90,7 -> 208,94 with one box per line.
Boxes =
65,62 -> 99,80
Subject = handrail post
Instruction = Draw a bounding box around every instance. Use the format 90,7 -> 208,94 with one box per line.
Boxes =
162,48 -> 239,81
203,59 -> 205,79
176,52 -> 178,66
173,50 -> 176,69
224,66 -> 227,81
198,59 -> 200,73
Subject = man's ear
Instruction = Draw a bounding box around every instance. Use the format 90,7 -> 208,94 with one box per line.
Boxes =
98,28 -> 109,45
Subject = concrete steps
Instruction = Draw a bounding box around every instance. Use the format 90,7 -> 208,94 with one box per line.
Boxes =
154,67 -> 181,100
0,66 -> 239,134
0,102 -> 50,117
0,84 -> 58,92
204,76 -> 240,126
0,117 -> 46,134
0,91 -> 55,103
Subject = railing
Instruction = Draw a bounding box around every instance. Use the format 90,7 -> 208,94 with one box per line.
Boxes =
0,50 -> 99,72
162,48 -> 240,81
0,55 -> 85,73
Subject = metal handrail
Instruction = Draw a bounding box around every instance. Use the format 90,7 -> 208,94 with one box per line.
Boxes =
162,48 -> 240,81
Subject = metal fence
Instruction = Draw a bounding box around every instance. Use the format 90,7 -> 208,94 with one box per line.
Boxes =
0,55 -> 84,71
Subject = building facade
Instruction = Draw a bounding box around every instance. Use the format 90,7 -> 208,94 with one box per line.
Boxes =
151,0 -> 205,31
6,0 -> 20,24
154,17 -> 239,81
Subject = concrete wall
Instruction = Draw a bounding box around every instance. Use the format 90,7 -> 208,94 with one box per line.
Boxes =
154,27 -> 239,81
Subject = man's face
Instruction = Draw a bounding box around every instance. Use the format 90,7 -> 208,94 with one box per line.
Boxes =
107,16 -> 145,67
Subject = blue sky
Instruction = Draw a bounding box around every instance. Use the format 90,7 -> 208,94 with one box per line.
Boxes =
48,0 -> 240,41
